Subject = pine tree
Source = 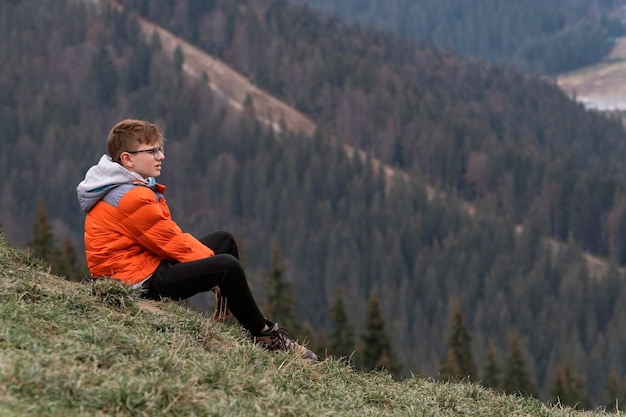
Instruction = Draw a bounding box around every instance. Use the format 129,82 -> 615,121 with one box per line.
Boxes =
265,244 -> 298,336
30,200 -> 57,264
605,370 -> 621,412
54,236 -> 83,281
91,45 -> 118,105
361,296 -> 401,376
549,360 -> 592,410
173,45 -> 185,72
482,339 -> 501,390
439,302 -> 476,382
327,289 -> 356,361
28,201 -> 83,280
502,331 -> 539,398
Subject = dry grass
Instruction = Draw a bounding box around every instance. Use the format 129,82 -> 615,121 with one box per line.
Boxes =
0,234 -> 614,416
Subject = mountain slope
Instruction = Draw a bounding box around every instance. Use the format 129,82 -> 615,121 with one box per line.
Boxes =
110,0 -> 316,137
118,0 -> 626,278
0,234 -> 605,416
109,0 -> 619,281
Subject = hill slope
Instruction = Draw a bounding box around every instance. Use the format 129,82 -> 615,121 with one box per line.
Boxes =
115,0 -> 618,281
109,0 -> 317,137
0,234 -> 606,416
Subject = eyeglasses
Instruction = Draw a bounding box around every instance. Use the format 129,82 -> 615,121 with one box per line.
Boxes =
125,146 -> 165,159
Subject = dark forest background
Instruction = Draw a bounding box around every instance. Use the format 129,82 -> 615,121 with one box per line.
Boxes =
291,0 -> 626,74
5,0 -> 626,409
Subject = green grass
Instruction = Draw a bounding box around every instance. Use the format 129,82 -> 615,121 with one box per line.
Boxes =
0,234 -> 614,416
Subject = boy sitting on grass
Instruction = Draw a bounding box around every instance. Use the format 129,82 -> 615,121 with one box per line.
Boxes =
76,118 -> 317,362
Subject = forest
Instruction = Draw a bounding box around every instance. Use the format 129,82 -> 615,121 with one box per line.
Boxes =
5,0 -> 626,409
291,0 -> 625,74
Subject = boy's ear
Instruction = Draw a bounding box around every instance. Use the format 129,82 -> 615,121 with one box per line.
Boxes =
119,152 -> 133,167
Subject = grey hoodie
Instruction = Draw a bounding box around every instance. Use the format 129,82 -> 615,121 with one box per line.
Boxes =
76,154 -> 153,213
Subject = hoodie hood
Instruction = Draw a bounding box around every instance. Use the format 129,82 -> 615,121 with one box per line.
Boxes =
76,154 -> 153,213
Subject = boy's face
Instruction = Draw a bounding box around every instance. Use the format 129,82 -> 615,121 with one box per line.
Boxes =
121,144 -> 165,179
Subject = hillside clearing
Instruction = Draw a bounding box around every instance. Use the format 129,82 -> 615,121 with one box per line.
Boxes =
557,37 -> 626,111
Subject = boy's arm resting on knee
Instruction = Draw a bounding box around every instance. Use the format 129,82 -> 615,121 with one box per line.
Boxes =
118,187 -> 214,262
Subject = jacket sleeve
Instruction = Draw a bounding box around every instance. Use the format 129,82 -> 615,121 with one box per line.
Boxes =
117,186 -> 214,262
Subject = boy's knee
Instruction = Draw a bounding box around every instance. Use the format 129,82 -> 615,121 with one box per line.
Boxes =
215,230 -> 235,242
223,254 -> 243,273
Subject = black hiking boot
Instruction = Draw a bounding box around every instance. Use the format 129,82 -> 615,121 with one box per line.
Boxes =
253,323 -> 319,362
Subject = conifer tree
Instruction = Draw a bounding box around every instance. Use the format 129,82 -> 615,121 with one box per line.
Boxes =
439,303 -> 476,382
91,45 -> 118,105
605,370 -> 621,412
328,289 -> 356,361
28,201 -> 83,280
173,45 -> 185,72
361,296 -> 401,376
549,360 -> 591,410
30,200 -> 56,264
54,236 -> 83,281
265,244 -> 298,336
502,332 -> 539,398
482,339 -> 501,390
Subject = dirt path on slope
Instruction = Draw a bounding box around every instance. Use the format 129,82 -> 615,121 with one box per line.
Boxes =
109,1 -> 316,137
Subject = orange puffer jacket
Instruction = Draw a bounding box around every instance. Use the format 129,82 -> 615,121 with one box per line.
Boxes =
77,155 -> 214,284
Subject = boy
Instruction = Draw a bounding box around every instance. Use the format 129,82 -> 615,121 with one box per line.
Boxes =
76,119 -> 317,361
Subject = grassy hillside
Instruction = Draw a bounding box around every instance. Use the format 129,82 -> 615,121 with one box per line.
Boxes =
0,234 -> 610,416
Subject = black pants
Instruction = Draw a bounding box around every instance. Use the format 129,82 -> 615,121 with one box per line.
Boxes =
142,231 -> 266,333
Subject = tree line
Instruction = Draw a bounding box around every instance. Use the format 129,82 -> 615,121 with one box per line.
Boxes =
289,0 -> 625,74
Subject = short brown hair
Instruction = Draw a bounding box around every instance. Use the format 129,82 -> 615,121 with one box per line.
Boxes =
107,119 -> 165,161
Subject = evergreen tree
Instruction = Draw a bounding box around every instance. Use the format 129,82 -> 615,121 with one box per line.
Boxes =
361,296 -> 401,376
91,45 -> 118,105
29,200 -> 56,264
502,332 -> 539,398
549,360 -> 592,410
28,201 -> 83,280
265,244 -> 298,336
126,38 -> 152,91
327,289 -> 356,361
482,339 -> 501,390
605,370 -> 621,412
54,236 -> 83,281
173,45 -> 185,72
439,302 -> 476,382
